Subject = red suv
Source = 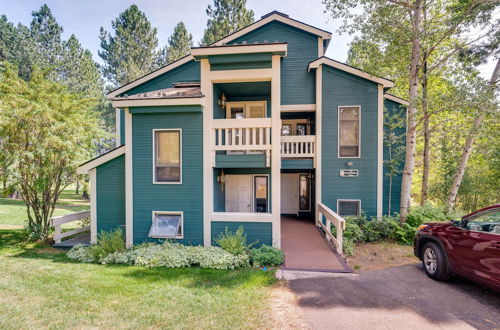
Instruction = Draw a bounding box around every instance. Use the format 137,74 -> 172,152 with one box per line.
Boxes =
414,204 -> 500,292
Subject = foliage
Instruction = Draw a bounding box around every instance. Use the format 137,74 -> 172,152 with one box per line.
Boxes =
250,245 -> 284,267
99,4 -> 162,86
0,64 -> 104,240
68,240 -> 249,270
164,22 -> 193,65
214,226 -> 257,255
89,228 -> 126,262
200,0 -> 254,45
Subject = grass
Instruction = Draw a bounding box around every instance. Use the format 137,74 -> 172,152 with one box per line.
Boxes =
0,229 -> 278,329
0,190 -> 89,228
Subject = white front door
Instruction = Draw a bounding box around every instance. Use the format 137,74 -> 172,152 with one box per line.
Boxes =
281,173 -> 299,214
225,175 -> 252,212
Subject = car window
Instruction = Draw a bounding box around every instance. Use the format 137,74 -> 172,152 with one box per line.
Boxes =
465,210 -> 500,234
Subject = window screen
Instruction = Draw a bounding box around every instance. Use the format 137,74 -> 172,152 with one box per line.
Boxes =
338,200 -> 360,217
155,130 -> 181,182
149,213 -> 182,238
339,106 -> 360,157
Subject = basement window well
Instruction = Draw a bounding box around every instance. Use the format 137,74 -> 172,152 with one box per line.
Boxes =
149,212 -> 183,239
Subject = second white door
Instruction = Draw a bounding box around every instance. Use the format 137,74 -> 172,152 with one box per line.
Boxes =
281,173 -> 299,214
225,175 -> 252,212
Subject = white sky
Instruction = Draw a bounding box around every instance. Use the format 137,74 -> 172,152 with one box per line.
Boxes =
0,0 -> 495,79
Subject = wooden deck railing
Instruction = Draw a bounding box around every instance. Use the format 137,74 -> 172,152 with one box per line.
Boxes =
212,118 -> 272,151
316,202 -> 346,254
50,210 -> 90,244
280,135 -> 316,158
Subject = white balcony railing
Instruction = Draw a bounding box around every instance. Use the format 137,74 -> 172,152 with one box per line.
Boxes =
212,118 -> 272,151
280,135 -> 316,158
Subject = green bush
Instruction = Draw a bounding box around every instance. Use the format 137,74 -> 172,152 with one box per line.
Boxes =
250,245 -> 284,267
67,244 -> 94,263
89,228 -> 126,262
406,203 -> 452,227
342,239 -> 356,257
214,226 -> 256,255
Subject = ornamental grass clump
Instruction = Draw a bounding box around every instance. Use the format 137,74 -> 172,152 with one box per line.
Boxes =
214,226 -> 257,255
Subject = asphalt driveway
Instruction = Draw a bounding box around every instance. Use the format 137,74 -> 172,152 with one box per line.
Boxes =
288,264 -> 500,330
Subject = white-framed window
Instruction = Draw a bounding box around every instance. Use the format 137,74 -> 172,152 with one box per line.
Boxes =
153,129 -> 182,184
149,211 -> 183,239
254,175 -> 269,213
338,106 -> 361,158
337,199 -> 361,217
226,101 -> 267,119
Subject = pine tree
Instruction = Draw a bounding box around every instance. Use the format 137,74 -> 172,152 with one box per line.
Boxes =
99,5 -> 161,86
201,0 -> 254,46
166,22 -> 193,64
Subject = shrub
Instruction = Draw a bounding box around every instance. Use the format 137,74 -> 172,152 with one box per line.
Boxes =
406,203 -> 451,227
214,226 -> 256,255
133,242 -> 191,268
250,245 -> 284,267
89,228 -> 126,262
189,246 -> 249,270
342,239 -> 356,257
67,244 -> 94,263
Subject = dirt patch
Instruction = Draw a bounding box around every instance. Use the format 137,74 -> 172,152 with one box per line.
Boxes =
347,241 -> 418,272
35,247 -> 63,254
269,282 -> 307,329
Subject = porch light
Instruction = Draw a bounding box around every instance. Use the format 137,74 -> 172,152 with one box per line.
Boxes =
218,92 -> 227,110
217,169 -> 225,185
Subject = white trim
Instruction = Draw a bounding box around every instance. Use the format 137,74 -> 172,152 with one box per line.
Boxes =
209,68 -> 273,83
149,211 -> 184,239
89,168 -> 97,244
106,55 -> 194,98
337,199 -> 362,217
280,104 -> 316,112
271,54 -> 281,248
211,212 -> 273,222
384,94 -> 409,106
213,13 -> 331,46
152,129 -> 183,185
337,105 -> 361,159
125,107 -> 133,248
315,64 -> 322,223
377,85 -> 384,218
201,59 -> 213,247
318,37 -> 324,57
111,97 -> 204,108
115,108 -> 121,147
77,146 -> 125,174
308,58 -> 394,88
192,43 -> 287,57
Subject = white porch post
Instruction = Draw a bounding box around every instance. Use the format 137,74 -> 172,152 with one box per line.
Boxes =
377,84 -> 384,218
89,168 -> 97,244
315,65 -> 322,224
271,55 -> 281,247
124,107 -> 133,248
201,59 -> 213,246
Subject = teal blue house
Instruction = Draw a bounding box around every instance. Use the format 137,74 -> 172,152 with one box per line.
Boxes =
77,11 -> 407,249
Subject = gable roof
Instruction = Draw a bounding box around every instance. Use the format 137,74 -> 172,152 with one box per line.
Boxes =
77,145 -> 125,174
107,11 -> 332,99
384,94 -> 409,106
308,57 -> 394,88
212,11 -> 332,46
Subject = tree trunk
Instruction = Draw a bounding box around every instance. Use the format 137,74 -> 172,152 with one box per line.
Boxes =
446,59 -> 500,211
400,0 -> 423,223
75,179 -> 80,195
420,53 -> 430,205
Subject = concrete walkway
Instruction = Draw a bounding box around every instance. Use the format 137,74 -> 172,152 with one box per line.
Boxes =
288,263 -> 500,330
281,216 -> 350,273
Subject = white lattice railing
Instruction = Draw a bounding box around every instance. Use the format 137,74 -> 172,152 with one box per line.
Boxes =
280,135 -> 316,158
212,118 -> 272,151
317,202 -> 346,254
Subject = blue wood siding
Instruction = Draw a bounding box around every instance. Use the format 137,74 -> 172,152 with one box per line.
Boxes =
121,60 -> 200,96
215,154 -> 268,168
96,155 -> 125,233
383,99 -> 406,215
211,221 -> 272,246
209,53 -> 272,70
281,159 -> 314,169
132,109 -> 203,245
321,66 -> 380,217
231,21 -> 318,105
119,109 -> 125,146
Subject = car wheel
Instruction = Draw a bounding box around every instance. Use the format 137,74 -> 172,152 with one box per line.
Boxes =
422,242 -> 449,281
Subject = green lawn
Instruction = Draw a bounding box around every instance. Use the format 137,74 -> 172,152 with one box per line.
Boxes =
0,229 -> 278,329
0,190 -> 89,228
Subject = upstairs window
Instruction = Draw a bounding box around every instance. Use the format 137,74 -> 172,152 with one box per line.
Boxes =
337,200 -> 361,217
338,106 -> 360,158
154,130 -> 181,183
